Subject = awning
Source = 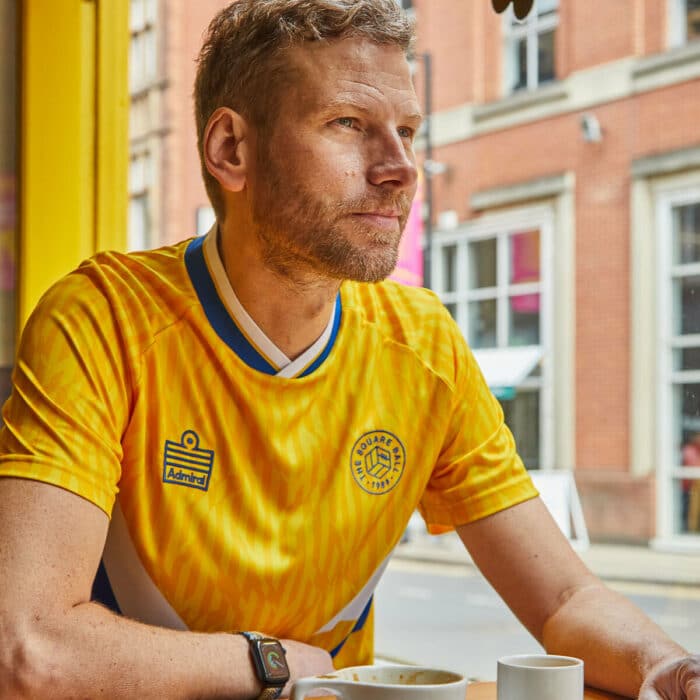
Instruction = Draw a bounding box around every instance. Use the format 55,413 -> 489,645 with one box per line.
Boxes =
472,346 -> 542,400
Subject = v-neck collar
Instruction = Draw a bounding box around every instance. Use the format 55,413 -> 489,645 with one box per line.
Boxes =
184,229 -> 342,378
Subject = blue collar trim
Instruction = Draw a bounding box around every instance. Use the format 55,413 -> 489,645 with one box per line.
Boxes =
185,236 -> 341,377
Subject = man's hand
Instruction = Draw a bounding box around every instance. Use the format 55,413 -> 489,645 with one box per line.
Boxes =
281,639 -> 335,698
639,654 -> 700,699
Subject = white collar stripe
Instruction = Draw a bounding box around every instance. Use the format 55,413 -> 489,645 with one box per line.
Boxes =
203,228 -> 337,379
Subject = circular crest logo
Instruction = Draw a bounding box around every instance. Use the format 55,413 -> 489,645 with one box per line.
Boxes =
350,430 -> 406,495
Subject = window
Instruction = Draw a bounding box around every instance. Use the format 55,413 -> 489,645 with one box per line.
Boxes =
128,153 -> 152,250
670,0 -> 700,47
690,0 -> 700,41
659,192 -> 700,536
432,211 -> 553,469
503,0 -> 558,94
129,0 -> 158,91
463,228 -> 542,349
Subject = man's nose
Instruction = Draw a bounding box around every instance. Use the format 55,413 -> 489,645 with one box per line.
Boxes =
366,130 -> 418,191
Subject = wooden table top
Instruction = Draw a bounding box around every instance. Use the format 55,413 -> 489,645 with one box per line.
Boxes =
467,681 -> 628,699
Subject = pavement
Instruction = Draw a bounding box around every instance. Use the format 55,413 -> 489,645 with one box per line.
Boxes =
394,527 -> 700,587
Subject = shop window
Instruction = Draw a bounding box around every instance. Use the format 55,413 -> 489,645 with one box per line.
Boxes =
503,0 -> 558,94
663,197 -> 700,534
432,214 -> 551,469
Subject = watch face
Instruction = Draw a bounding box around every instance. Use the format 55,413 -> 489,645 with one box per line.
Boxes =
258,640 -> 289,683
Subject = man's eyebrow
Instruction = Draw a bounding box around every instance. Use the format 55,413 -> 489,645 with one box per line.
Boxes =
404,112 -> 424,125
317,98 -> 373,114
318,100 -> 425,124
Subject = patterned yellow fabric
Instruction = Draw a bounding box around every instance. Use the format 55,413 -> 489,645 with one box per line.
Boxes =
0,236 -> 537,665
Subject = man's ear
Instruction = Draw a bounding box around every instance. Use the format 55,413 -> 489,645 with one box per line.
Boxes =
203,107 -> 250,193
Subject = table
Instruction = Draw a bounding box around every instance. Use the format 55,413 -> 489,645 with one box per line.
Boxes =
467,681 -> 628,699
308,682 -> 627,699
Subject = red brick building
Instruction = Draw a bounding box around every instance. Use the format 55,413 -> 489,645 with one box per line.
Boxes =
128,0 -> 228,249
414,0 -> 700,546
129,0 -> 700,547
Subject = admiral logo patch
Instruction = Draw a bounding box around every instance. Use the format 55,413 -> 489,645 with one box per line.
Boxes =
350,430 -> 405,495
162,430 -> 214,491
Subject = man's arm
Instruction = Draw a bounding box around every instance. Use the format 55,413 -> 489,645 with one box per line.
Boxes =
457,496 -> 690,698
0,477 -> 332,699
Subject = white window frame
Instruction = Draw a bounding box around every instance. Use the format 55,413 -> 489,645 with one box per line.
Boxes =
656,183 -> 700,544
502,0 -> 559,96
129,0 -> 158,92
431,206 -> 555,470
668,0 -> 686,48
128,151 -> 153,251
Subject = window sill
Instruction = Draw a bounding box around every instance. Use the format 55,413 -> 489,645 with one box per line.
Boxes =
632,40 -> 700,80
631,144 -> 700,179
472,82 -> 568,125
130,78 -> 169,100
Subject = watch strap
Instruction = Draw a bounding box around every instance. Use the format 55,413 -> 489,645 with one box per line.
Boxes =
239,630 -> 263,643
257,688 -> 282,700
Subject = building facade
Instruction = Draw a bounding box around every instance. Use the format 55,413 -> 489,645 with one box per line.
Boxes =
128,0 -> 230,250
415,0 -> 700,547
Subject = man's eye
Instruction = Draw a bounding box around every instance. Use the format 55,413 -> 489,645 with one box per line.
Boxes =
336,117 -> 357,129
398,126 -> 414,140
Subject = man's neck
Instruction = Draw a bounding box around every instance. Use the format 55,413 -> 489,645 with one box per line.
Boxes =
216,224 -> 340,361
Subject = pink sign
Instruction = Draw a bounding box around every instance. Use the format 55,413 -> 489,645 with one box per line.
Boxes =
390,174 -> 424,287
510,229 -> 540,313
0,175 -> 16,292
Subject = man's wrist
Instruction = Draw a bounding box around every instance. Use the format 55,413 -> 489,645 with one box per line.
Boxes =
234,631 -> 290,700
225,632 -> 269,699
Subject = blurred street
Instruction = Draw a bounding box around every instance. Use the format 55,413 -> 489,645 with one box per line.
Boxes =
374,557 -> 700,682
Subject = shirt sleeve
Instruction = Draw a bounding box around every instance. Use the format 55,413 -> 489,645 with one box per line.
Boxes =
418,317 -> 538,533
0,270 -> 130,516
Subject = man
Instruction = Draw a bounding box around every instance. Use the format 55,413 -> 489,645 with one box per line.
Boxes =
0,1 -> 697,698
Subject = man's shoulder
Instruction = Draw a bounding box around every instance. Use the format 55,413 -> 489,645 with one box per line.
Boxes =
342,279 -> 466,378
28,239 -> 196,345
52,238 -> 191,302
80,239 -> 193,287
344,278 -> 444,311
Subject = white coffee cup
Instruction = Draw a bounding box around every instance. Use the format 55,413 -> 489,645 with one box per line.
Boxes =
497,654 -> 584,700
290,664 -> 468,699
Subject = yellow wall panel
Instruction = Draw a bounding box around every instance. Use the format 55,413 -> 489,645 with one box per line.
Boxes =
96,0 -> 129,253
19,0 -> 128,327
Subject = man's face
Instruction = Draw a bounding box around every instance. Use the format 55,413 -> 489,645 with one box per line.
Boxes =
247,38 -> 422,283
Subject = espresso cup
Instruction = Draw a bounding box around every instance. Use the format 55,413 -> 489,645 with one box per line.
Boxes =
290,664 -> 468,699
497,654 -> 584,700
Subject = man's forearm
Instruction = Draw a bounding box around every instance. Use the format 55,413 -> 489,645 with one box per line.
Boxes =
1,602 -> 260,700
541,582 -> 688,698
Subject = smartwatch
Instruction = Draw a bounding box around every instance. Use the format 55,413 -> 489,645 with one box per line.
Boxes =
237,631 -> 290,700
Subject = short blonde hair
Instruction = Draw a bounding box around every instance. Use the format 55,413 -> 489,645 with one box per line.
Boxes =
194,0 -> 415,221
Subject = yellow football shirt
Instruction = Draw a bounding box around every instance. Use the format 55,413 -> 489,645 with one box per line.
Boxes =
0,231 -> 537,667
